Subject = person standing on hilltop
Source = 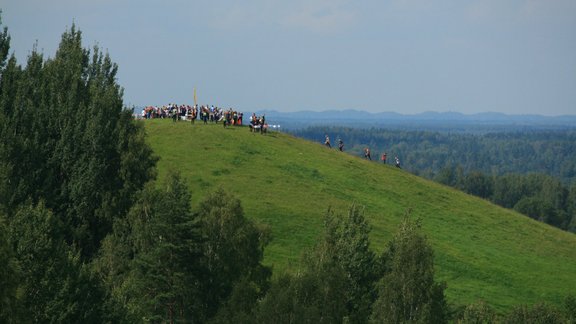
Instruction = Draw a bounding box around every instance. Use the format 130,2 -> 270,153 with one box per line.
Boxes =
325,135 -> 331,148
395,156 -> 401,168
381,152 -> 387,164
338,138 -> 344,151
364,147 -> 371,160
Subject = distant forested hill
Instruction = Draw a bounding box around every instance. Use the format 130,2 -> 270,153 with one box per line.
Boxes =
257,109 -> 576,132
290,127 -> 576,184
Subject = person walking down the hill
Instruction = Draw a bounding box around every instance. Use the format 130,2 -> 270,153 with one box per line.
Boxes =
325,135 -> 331,148
338,138 -> 344,151
364,147 -> 371,160
395,156 -> 401,168
381,152 -> 387,164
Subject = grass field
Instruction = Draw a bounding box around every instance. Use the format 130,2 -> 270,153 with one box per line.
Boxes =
143,119 -> 576,312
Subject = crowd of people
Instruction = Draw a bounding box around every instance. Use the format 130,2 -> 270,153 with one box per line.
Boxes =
139,104 -> 270,132
140,104 -> 243,124
324,135 -> 401,168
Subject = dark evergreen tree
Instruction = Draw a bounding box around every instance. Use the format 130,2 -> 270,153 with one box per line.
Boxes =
0,213 -> 22,323
121,172 -> 203,322
0,24 -> 156,259
8,202 -> 104,322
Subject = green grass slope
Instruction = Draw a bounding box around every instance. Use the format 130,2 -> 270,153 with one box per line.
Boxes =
144,120 -> 576,311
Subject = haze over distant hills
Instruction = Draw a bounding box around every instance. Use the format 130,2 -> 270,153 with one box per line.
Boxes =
253,109 -> 576,131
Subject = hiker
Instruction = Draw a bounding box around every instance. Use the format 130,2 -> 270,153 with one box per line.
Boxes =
325,135 -> 331,148
395,156 -> 401,168
338,138 -> 344,151
381,152 -> 387,164
364,147 -> 371,160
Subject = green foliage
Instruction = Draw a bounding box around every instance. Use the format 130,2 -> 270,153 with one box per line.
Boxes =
310,205 -> 378,323
0,23 -> 156,259
371,214 -> 447,324
462,171 -> 493,199
567,186 -> 576,233
0,12 -> 10,70
255,270 -> 349,324
117,172 -> 203,322
95,177 -> 273,322
254,204 -> 378,324
0,214 -> 22,323
0,17 -> 158,322
198,188 -> 272,319
8,202 -> 104,322
457,301 -> 497,324
209,278 -> 262,324
504,302 -> 565,324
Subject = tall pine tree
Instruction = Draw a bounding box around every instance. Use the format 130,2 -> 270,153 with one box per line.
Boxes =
0,22 -> 156,259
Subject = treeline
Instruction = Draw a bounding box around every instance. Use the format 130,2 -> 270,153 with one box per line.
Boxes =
2,19 -> 576,323
290,126 -> 576,184
435,167 -> 576,232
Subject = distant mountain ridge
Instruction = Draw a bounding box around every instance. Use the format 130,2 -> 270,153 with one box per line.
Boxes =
253,109 -> 576,131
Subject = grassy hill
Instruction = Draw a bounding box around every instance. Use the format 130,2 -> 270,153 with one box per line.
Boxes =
143,119 -> 576,312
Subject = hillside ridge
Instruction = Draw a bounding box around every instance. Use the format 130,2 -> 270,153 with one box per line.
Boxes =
144,120 -> 576,311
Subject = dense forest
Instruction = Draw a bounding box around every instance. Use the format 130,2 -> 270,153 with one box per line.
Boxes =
291,126 -> 576,232
435,168 -> 576,232
290,127 -> 576,183
1,18 -> 575,323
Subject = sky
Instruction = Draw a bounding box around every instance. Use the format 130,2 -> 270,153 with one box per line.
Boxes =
2,0 -> 575,115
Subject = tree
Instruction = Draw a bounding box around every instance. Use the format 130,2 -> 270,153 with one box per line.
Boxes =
566,185 -> 576,233
256,204 -> 378,324
457,301 -> 497,324
255,269 -> 349,324
8,202 -> 104,322
0,12 -> 10,71
0,23 -> 156,259
463,171 -> 493,199
121,172 -> 204,323
209,277 -> 263,324
197,188 -> 271,320
371,214 -> 447,324
505,302 -> 564,324
316,204 -> 378,323
0,213 -> 22,323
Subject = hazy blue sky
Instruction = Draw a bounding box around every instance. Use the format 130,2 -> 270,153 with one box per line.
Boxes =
2,0 -> 575,115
